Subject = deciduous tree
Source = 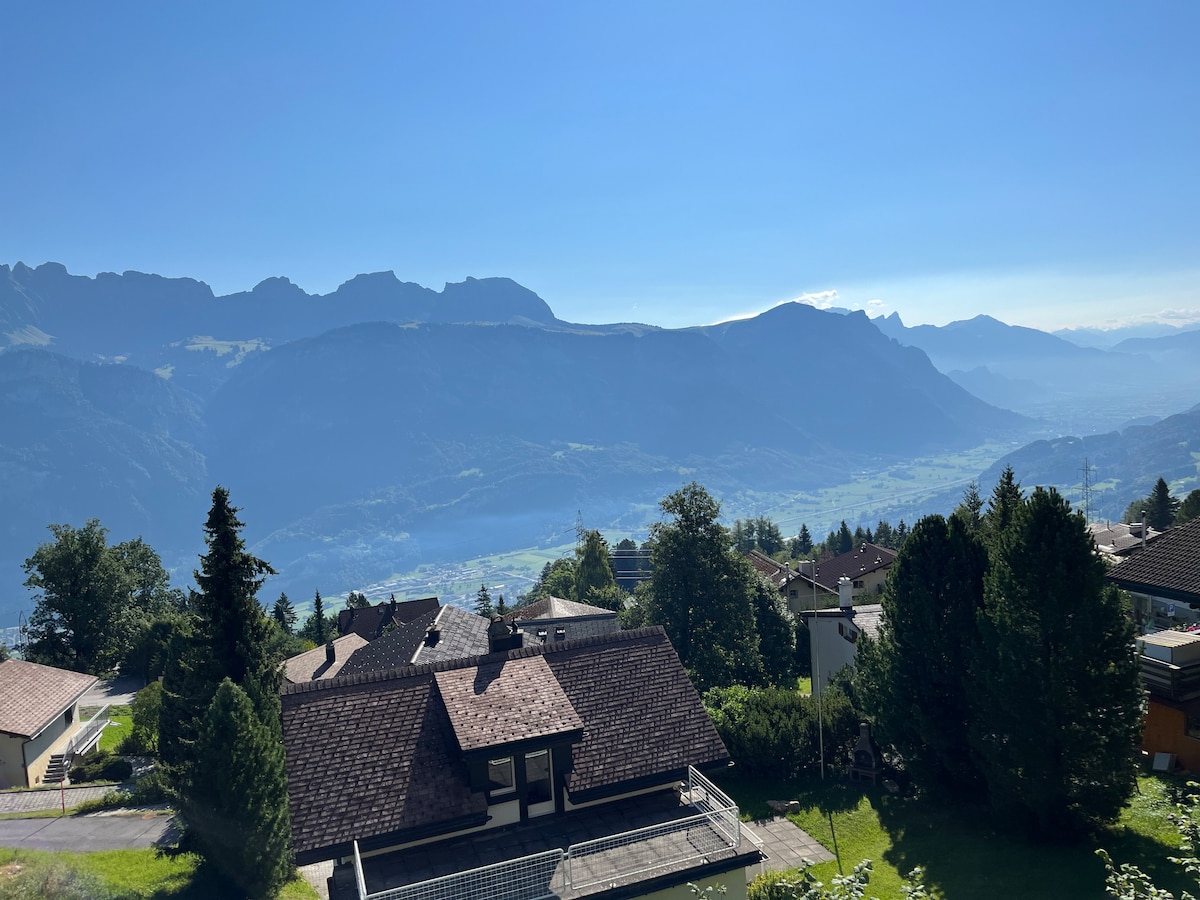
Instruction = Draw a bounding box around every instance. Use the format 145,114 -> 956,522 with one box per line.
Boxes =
644,483 -> 763,690
22,521 -> 179,674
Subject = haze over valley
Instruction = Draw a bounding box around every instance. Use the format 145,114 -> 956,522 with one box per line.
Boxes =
2,262 -> 1198,630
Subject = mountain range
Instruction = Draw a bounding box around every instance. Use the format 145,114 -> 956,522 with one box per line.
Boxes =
2,261 -> 1197,629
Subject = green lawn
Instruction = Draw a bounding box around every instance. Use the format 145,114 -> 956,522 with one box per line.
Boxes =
97,706 -> 133,754
0,847 -> 319,899
717,771 -> 1194,899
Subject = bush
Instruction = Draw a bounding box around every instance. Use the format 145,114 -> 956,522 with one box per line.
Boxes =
0,859 -> 113,900
68,750 -> 132,784
704,684 -> 859,779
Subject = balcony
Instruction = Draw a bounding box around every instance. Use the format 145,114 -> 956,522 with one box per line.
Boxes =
345,767 -> 761,900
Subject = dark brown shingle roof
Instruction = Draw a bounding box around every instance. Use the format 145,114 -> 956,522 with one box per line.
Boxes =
545,629 -> 727,799
280,626 -> 728,861
435,655 -> 583,752
337,597 -> 440,640
339,610 -> 439,676
813,543 -> 896,590
410,605 -> 489,665
282,671 -> 486,862
1109,517 -> 1200,604
0,660 -> 97,739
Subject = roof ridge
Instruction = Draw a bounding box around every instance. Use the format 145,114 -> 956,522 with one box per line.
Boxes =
281,625 -> 668,697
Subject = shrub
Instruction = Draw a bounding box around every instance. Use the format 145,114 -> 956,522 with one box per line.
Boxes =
0,859 -> 113,900
704,684 -> 858,779
68,750 -> 133,784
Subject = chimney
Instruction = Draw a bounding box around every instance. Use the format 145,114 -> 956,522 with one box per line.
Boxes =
423,625 -> 441,648
488,616 -> 523,653
1142,511 -> 1148,549
325,641 -> 336,665
798,560 -> 815,577
838,577 -> 853,611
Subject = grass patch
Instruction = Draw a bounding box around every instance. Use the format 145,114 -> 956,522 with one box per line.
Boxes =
98,707 -> 133,755
0,847 -> 319,899
718,771 -> 1195,899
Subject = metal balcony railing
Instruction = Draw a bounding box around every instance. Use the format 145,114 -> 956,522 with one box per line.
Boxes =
66,705 -> 110,758
355,766 -> 744,900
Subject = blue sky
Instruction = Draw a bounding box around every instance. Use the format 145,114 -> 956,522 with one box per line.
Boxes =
2,2 -> 1197,331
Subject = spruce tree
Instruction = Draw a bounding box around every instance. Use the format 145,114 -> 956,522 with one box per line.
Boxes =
1179,489 -> 1200,525
856,514 -> 988,798
972,488 -> 1141,835
984,465 -> 1023,538
1146,477 -> 1180,530
474,583 -> 494,618
271,593 -> 296,634
793,524 -> 813,557
186,680 -> 292,898
159,486 -> 291,892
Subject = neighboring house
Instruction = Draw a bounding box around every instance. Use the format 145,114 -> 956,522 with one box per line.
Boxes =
810,543 -> 896,600
283,633 -> 369,684
799,580 -> 884,693
0,659 -> 99,788
510,595 -> 620,643
1109,517 -> 1200,632
281,625 -> 762,900
745,551 -> 835,612
1137,630 -> 1200,770
337,597 -> 440,640
1088,521 -> 1161,563
748,545 -> 895,616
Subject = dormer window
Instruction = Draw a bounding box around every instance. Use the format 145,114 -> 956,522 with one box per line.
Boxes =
487,757 -> 515,795
554,627 -> 566,641
537,628 -> 548,643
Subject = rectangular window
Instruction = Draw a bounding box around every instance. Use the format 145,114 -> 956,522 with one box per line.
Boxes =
525,750 -> 552,805
853,580 -> 864,589
487,757 -> 515,795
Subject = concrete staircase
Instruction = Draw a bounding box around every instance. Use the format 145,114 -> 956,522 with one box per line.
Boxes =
43,753 -> 70,784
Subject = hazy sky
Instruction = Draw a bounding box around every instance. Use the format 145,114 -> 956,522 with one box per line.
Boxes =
2,2 -> 1197,331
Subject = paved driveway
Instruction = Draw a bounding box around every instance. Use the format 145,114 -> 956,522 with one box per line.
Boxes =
0,813 -> 173,851
82,675 -> 145,709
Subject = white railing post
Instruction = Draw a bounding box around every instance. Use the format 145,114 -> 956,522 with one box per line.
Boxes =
353,839 -> 368,900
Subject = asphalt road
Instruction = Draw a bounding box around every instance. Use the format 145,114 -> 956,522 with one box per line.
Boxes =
0,813 -> 173,851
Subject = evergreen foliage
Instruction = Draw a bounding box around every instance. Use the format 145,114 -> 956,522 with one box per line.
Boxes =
644,483 -> 764,689
972,487 -> 1142,835
300,590 -> 329,646
573,530 -> 618,604
158,486 -> 292,896
952,480 -> 984,533
984,464 -> 1023,538
856,514 -> 987,798
791,524 -> 813,557
749,575 -> 795,686
474,583 -> 494,618
1179,489 -> 1200,525
271,593 -> 297,633
184,679 -> 292,898
856,477 -> 1142,837
704,684 -> 858,778
125,681 -> 163,756
345,590 -> 370,608
836,521 -> 854,555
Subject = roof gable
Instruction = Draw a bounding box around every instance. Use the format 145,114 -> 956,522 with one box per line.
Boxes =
337,597 -> 440,640
0,660 -> 97,738
512,596 -> 618,621
283,633 -> 369,683
434,655 -> 583,752
410,605 -> 489,665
